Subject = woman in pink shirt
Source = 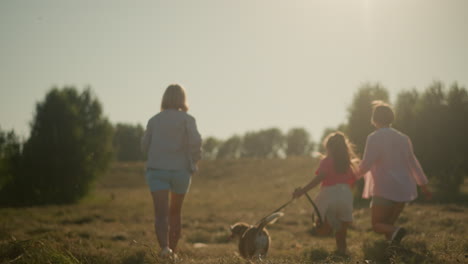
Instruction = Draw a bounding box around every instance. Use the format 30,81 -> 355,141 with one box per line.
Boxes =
359,101 -> 431,244
293,132 -> 359,255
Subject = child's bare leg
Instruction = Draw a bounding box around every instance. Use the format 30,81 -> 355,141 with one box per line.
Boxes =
335,222 -> 351,254
316,219 -> 332,236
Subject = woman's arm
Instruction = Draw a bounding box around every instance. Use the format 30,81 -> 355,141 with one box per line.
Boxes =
292,171 -> 326,199
187,116 -> 202,163
406,137 -> 432,199
407,137 -> 429,185
419,184 -> 432,200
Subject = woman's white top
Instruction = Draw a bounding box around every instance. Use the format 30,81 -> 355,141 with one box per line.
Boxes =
360,128 -> 428,202
142,109 -> 202,171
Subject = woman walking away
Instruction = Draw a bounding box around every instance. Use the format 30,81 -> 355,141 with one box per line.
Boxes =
359,101 -> 431,245
141,84 -> 202,259
293,132 -> 359,255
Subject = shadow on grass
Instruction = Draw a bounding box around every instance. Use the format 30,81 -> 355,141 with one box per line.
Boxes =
362,239 -> 441,264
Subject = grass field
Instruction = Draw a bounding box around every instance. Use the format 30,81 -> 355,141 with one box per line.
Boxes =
1,158 -> 467,263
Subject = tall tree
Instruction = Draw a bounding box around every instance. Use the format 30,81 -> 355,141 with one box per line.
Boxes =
408,82 -> 468,196
202,136 -> 222,160
393,89 -> 420,136
0,129 -> 22,192
216,135 -> 242,159
443,83 -> 468,195
5,87 -> 113,205
285,128 -> 314,157
242,128 -> 284,158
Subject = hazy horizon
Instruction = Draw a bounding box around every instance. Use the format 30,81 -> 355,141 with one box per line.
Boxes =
1,0 -> 467,141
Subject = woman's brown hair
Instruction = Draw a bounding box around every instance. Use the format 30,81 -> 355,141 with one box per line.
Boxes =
371,100 -> 394,126
323,132 -> 359,174
161,84 -> 189,112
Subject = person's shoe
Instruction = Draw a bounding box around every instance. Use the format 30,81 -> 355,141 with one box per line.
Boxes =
390,227 -> 407,245
171,253 -> 180,262
159,247 -> 173,258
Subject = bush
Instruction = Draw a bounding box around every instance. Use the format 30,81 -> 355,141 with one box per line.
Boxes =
0,87 -> 113,206
395,82 -> 468,197
113,123 -> 144,161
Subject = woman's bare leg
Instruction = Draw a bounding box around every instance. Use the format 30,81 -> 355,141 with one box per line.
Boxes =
371,205 -> 396,240
169,192 -> 186,252
151,190 -> 170,249
388,203 -> 405,225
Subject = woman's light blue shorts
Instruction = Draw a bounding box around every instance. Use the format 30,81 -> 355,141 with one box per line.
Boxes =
145,169 -> 191,194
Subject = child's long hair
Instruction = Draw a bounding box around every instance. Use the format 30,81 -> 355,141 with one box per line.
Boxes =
323,132 -> 359,174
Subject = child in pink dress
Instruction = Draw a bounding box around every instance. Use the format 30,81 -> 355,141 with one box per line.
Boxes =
359,101 -> 431,244
293,132 -> 359,255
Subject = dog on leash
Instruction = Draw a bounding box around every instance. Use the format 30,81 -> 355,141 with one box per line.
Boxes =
229,212 -> 284,260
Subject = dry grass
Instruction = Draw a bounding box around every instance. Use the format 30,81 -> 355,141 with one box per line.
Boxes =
1,158 -> 467,263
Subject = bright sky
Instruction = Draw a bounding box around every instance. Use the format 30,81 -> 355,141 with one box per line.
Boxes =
1,0 -> 467,141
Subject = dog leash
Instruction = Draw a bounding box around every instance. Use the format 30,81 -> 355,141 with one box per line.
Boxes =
255,193 -> 322,226
255,198 -> 294,226
304,192 -> 323,226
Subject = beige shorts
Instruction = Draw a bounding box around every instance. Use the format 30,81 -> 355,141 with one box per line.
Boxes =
315,184 -> 353,231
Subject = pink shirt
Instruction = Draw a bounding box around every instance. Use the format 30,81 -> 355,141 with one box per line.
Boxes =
316,157 -> 356,187
360,128 -> 428,202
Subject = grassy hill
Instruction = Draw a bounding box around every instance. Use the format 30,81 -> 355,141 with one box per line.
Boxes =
1,158 -> 467,263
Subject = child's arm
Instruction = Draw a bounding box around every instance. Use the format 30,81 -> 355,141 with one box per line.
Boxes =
292,172 -> 326,199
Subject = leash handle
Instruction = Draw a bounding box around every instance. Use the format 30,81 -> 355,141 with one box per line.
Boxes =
304,192 -> 323,226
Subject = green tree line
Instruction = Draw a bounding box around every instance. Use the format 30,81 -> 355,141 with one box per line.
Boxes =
1,81 -> 467,206
161,81 -> 468,200
202,127 -> 315,159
